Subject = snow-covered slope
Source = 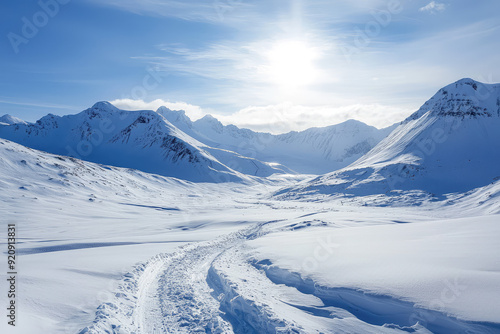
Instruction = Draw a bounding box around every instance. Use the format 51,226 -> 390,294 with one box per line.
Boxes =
0,102 -> 289,182
157,106 -> 394,174
271,120 -> 396,174
246,214 -> 500,332
0,137 -> 195,202
2,137 -> 500,334
0,113 -> 27,125
279,78 -> 500,200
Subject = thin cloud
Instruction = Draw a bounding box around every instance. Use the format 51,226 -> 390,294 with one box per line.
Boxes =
109,98 -> 208,120
0,99 -> 80,111
109,98 -> 413,134
83,0 -> 258,26
216,103 -> 412,133
147,42 -> 264,81
419,1 -> 447,14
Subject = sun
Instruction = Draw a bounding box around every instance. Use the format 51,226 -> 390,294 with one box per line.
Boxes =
265,40 -> 319,88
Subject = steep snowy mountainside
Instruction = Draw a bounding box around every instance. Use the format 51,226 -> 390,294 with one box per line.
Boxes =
271,120 -> 396,174
157,106 -> 395,174
407,78 -> 500,120
0,102 -> 253,182
156,106 -> 194,135
0,113 -> 27,125
0,137 -> 194,201
156,106 -> 294,176
2,137 -> 499,334
278,78 -> 500,200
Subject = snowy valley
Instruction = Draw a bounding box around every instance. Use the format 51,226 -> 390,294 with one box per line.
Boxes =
1,78 -> 500,334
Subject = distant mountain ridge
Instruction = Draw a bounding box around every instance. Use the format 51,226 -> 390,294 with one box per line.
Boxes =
0,102 -> 394,180
157,107 -> 395,174
0,114 -> 27,125
1,78 -> 498,191
0,102 -> 290,182
277,78 -> 500,200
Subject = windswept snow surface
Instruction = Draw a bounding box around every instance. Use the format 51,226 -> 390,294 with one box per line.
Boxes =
1,137 -> 500,333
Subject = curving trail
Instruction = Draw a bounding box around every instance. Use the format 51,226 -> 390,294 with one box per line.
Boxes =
80,221 -> 496,334
134,255 -> 167,333
79,223 -> 268,334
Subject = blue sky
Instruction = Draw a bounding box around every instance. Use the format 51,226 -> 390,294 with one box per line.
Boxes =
1,0 -> 500,133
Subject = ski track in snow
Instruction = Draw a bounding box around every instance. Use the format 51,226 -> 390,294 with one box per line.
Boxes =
79,218 -> 500,334
4,78 -> 500,334
80,222 -> 271,334
134,256 -> 166,333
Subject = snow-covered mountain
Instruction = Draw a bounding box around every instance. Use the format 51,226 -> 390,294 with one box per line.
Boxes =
0,113 -> 27,125
158,106 -> 395,174
279,78 -> 500,200
2,136 -> 500,334
0,102 -> 393,182
0,102 -> 290,182
2,82 -> 500,333
0,137 -> 198,202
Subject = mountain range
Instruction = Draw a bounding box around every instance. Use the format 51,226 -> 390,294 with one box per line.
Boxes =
0,102 -> 287,182
1,78 -> 499,200
3,78 -> 500,334
0,102 -> 393,181
277,78 -> 500,201
157,107 -> 395,174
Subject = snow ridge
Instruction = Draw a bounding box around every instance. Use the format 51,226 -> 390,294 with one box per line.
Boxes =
0,114 -> 27,125
153,106 -> 395,174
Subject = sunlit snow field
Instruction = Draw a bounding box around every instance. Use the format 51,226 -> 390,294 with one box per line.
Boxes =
1,139 -> 499,333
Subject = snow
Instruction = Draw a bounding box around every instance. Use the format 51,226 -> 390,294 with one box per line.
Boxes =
1,78 -> 500,333
0,138 -> 288,333
0,102 -> 291,182
158,107 -> 395,174
280,78 -> 500,202
246,215 -> 500,325
0,114 -> 27,125
1,135 -> 500,333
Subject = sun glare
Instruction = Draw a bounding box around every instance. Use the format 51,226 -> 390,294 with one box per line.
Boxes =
265,40 -> 319,88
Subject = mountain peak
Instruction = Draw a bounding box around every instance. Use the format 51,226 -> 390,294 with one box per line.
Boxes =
156,106 -> 192,126
337,119 -> 369,128
194,114 -> 224,133
199,114 -> 218,122
454,77 -> 478,86
156,106 -> 173,114
82,101 -> 121,120
441,78 -> 500,95
91,101 -> 119,112
0,114 -> 27,125
406,79 -> 500,121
